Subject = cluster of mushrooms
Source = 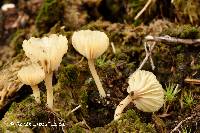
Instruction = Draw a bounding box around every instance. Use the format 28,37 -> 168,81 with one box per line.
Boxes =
17,30 -> 164,120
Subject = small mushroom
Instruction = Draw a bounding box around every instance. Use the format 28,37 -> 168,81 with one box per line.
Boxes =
72,30 -> 109,97
17,63 -> 45,103
114,70 -> 164,120
1,3 -> 15,11
22,34 -> 68,109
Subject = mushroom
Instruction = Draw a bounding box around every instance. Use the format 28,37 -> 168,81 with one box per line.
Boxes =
72,30 -> 109,97
1,3 -> 15,11
22,34 -> 68,109
17,63 -> 45,103
114,70 -> 164,120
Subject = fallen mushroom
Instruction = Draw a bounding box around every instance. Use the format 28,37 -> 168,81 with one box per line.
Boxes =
72,30 -> 109,97
114,70 -> 164,120
17,63 -> 45,103
22,34 -> 68,109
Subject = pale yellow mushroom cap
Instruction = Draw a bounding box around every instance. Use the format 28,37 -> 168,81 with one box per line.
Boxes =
17,63 -> 45,85
22,34 -> 68,73
72,30 -> 109,59
128,70 -> 164,112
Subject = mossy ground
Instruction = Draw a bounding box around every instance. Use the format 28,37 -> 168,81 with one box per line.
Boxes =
0,0 -> 200,132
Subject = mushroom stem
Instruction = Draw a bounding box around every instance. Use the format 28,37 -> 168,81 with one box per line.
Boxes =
31,85 -> 41,104
114,95 -> 132,120
45,72 -> 53,109
88,59 -> 106,97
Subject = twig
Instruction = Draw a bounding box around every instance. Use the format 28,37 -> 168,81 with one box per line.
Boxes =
137,41 -> 156,70
184,78 -> 200,84
81,117 -> 91,130
170,115 -> 194,133
75,57 -> 84,65
74,120 -> 90,131
111,42 -> 116,54
144,42 -> 148,53
134,0 -> 152,20
66,105 -> 82,117
149,56 -> 155,70
137,43 -> 148,70
148,43 -> 155,70
145,35 -> 200,45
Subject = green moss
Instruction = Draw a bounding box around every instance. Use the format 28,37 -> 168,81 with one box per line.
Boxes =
67,125 -> 87,133
175,53 -> 190,81
176,53 -> 185,64
95,55 -> 109,69
58,64 -> 80,86
179,25 -> 199,39
113,52 -> 129,63
9,29 -> 26,54
183,90 -> 196,108
53,82 -> 74,119
0,96 -> 63,132
0,97 -> 34,132
191,64 -> 200,70
172,0 -> 200,24
93,109 -> 157,133
35,0 -> 64,34
54,77 -> 88,121
163,24 -> 200,39
78,87 -> 88,116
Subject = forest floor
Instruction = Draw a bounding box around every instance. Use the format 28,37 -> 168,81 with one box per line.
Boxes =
0,0 -> 200,133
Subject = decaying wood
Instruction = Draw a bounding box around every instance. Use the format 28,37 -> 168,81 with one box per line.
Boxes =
0,57 -> 30,109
